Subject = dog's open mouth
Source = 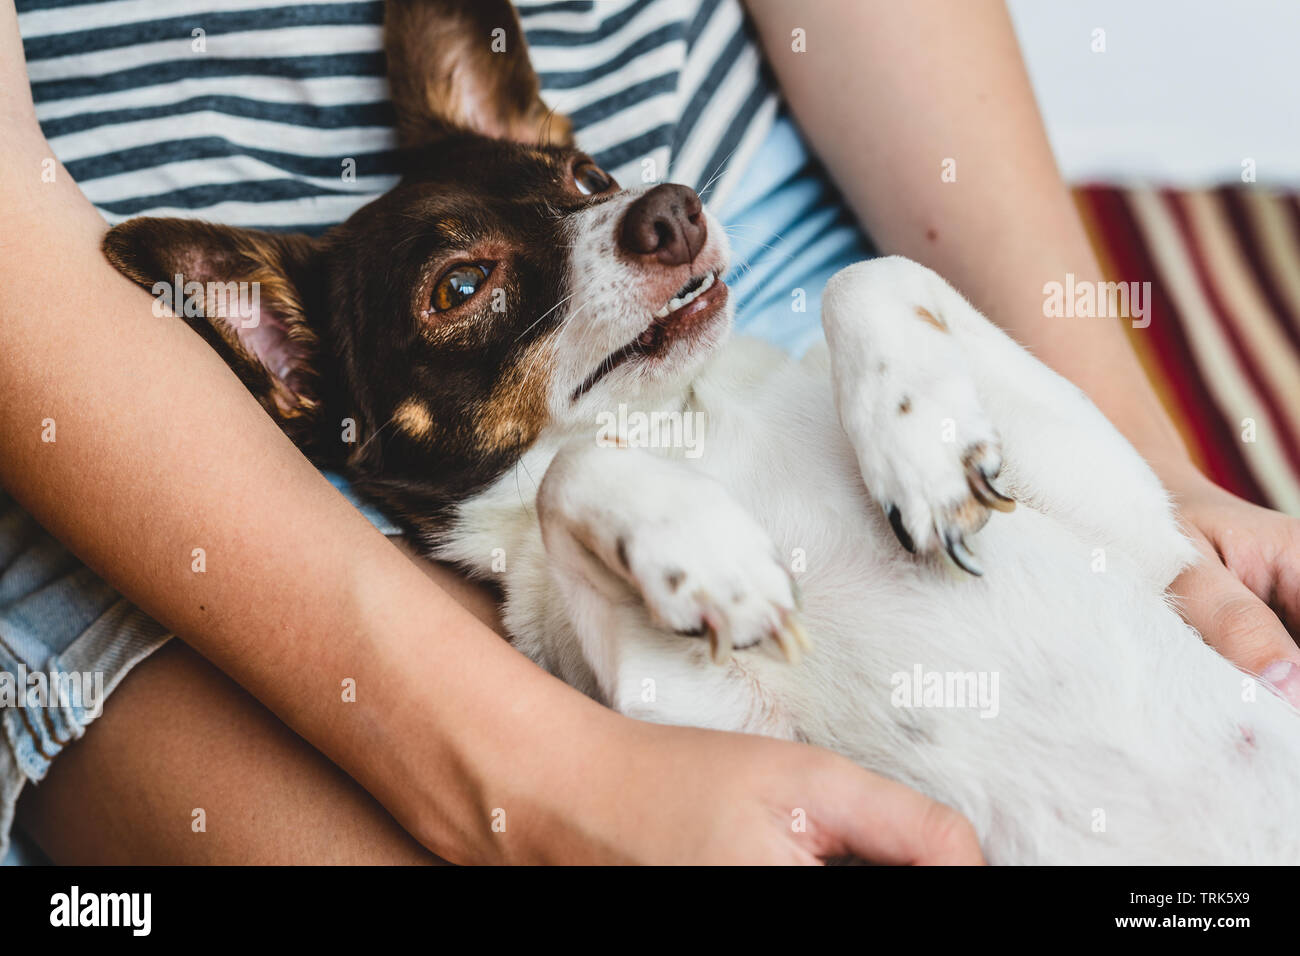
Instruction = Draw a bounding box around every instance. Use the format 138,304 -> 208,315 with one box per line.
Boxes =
571,270 -> 728,401
651,271 -> 716,319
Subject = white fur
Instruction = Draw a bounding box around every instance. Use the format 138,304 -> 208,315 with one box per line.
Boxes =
432,252 -> 1300,864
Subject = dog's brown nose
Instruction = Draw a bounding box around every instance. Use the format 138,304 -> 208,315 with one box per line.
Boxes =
619,183 -> 706,265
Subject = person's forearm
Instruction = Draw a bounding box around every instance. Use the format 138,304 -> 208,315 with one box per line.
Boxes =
746,0 -> 1191,478
0,106 -> 620,863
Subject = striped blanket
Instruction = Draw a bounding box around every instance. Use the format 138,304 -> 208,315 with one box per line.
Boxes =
1077,186 -> 1300,516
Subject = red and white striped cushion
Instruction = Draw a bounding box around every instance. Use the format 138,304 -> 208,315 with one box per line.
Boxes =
1078,186 -> 1300,515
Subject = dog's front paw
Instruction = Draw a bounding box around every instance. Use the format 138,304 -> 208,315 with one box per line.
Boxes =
617,496 -> 809,665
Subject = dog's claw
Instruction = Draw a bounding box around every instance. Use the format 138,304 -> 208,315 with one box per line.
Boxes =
944,531 -> 984,577
706,620 -> 732,666
788,615 -> 813,653
967,466 -> 1016,513
887,504 -> 916,553
771,625 -> 800,664
771,609 -> 813,664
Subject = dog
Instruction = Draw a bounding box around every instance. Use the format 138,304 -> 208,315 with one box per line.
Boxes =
102,0 -> 1300,863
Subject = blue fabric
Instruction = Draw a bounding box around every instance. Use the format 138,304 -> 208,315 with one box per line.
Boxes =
718,113 -> 877,356
324,472 -> 400,536
0,491 -> 173,861
3,831 -> 47,866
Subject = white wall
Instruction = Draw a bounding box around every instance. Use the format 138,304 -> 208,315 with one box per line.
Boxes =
1007,0 -> 1300,186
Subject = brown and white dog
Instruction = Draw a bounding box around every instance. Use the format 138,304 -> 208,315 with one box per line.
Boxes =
104,0 -> 1300,864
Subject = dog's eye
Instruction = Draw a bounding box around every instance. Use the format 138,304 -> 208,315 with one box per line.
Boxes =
431,262 -> 493,312
573,160 -> 613,196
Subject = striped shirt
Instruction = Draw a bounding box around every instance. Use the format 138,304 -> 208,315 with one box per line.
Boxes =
16,0 -> 780,231
16,0 -> 877,353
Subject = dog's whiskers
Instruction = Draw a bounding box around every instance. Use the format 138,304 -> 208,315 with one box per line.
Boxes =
696,146 -> 742,200
515,290 -> 578,342
353,411 -> 400,458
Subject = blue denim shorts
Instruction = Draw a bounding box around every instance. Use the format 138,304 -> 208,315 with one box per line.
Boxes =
0,489 -> 170,861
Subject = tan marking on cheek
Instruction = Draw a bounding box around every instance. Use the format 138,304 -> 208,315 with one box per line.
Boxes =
393,397 -> 436,441
477,335 -> 556,453
915,306 -> 948,332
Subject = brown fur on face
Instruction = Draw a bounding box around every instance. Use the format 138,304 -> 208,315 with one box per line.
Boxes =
477,333 -> 557,454
102,0 -> 614,535
392,396 -> 437,442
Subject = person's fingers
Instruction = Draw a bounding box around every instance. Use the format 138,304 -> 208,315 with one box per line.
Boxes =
814,765 -> 985,865
1173,552 -> 1300,705
1261,519 -> 1300,636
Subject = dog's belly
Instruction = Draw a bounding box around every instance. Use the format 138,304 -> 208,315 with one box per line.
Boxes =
692,343 -> 1300,864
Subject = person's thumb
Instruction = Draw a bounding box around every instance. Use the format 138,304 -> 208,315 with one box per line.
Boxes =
814,763 -> 985,865
1173,556 -> 1300,706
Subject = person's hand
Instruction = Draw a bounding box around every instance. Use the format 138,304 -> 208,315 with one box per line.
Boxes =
468,716 -> 985,865
1163,466 -> 1300,704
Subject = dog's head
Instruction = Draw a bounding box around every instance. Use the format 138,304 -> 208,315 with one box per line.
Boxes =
103,0 -> 731,530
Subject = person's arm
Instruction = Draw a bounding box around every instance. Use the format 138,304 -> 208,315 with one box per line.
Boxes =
0,2 -> 981,863
746,0 -> 1300,697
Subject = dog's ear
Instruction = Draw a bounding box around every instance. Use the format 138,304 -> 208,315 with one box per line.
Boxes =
384,0 -> 572,148
103,217 -> 328,449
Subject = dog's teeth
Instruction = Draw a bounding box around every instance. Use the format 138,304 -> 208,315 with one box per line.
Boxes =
653,273 -> 717,320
